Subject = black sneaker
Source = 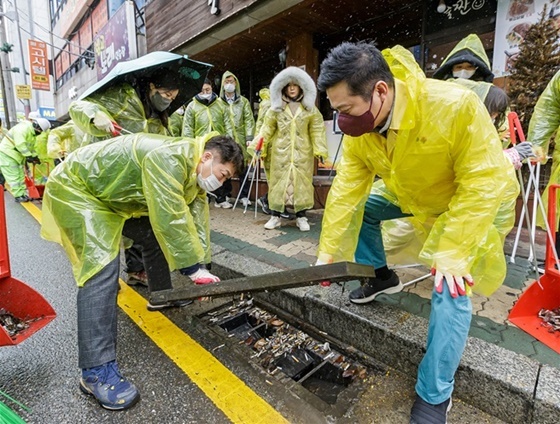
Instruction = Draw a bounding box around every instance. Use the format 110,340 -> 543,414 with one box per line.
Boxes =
410,395 -> 452,424
348,270 -> 403,304
147,299 -> 193,311
15,195 -> 31,203
257,196 -> 270,215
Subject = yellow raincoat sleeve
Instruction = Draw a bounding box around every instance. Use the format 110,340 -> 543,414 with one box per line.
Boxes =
528,70 -> 560,151
141,144 -> 207,270
47,122 -> 77,158
251,108 -> 277,160
69,99 -> 115,139
419,93 -> 508,276
309,107 -> 328,158
182,101 -> 196,138
318,138 -> 375,261
187,191 -> 212,264
242,97 -> 255,138
222,100 -> 234,138
8,122 -> 37,158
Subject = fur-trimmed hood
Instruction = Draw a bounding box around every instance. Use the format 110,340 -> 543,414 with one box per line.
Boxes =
269,67 -> 317,112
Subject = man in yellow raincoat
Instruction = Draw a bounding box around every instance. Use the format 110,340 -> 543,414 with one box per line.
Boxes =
0,118 -> 51,202
220,71 -> 255,207
40,132 -> 244,411
316,41 -> 517,423
529,69 -> 560,252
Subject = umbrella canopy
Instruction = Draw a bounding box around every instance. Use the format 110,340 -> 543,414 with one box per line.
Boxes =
80,51 -> 212,114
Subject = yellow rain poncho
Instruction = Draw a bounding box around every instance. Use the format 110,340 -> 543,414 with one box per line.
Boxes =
41,132 -> 212,286
69,83 -> 172,139
255,88 -> 272,174
528,69 -> 560,230
46,120 -> 91,159
182,94 -> 232,138
254,66 -> 328,213
319,46 -> 518,296
220,71 -> 255,160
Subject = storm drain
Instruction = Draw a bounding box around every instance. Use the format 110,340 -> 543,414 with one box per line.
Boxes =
202,299 -> 367,405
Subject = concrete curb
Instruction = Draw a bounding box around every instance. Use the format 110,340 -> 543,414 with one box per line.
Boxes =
210,243 -> 560,424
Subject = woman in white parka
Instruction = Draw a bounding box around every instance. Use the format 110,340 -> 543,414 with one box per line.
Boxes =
252,66 -> 328,231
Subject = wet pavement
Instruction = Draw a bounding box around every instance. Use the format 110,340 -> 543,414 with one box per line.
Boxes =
0,190 -> 557,423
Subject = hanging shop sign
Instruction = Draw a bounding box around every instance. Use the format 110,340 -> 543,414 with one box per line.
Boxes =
93,1 -> 138,81
28,40 -> 50,91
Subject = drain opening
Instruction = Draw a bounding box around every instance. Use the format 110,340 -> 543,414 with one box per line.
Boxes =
203,299 -> 366,405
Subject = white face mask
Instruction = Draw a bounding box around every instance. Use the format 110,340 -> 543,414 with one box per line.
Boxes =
199,93 -> 212,100
224,83 -> 235,93
197,157 -> 223,192
452,69 -> 476,79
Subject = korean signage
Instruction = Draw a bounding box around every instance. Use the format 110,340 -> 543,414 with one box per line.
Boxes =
426,0 -> 498,35
493,0 -> 560,77
93,1 -> 137,81
28,40 -> 50,91
16,85 -> 31,100
39,107 -> 56,121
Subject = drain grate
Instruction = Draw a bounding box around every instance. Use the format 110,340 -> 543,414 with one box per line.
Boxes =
202,299 -> 367,405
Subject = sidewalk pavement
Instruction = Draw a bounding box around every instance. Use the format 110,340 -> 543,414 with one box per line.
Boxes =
208,203 -> 560,424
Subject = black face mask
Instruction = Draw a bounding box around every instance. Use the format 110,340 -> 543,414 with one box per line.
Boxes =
150,91 -> 173,112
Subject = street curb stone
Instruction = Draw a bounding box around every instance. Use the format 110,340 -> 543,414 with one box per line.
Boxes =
210,243 -> 560,424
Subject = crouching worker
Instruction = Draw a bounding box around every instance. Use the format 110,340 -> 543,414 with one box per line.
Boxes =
40,132 -> 244,410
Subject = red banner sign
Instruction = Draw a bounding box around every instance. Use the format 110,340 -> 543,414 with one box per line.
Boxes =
28,40 -> 50,91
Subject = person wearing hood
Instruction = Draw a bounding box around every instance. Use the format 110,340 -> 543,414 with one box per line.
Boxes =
40,132 -> 244,411
433,34 -> 494,82
316,41 -> 518,423
183,79 -> 232,138
0,118 -> 51,202
69,72 -> 183,287
220,71 -> 256,208
251,66 -> 328,231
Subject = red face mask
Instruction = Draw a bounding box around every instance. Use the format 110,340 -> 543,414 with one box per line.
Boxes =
337,95 -> 384,137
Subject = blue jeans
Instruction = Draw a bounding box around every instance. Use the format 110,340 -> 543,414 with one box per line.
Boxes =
355,194 -> 472,404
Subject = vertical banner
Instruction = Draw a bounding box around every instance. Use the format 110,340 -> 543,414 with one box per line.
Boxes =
28,40 -> 50,91
93,1 -> 137,81
493,0 -> 560,77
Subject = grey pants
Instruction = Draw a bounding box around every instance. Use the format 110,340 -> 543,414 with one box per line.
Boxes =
77,216 -> 173,369
77,255 -> 120,369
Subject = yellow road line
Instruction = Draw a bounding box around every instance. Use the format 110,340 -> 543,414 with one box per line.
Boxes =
20,201 -> 42,223
22,200 -> 288,424
118,283 -> 288,424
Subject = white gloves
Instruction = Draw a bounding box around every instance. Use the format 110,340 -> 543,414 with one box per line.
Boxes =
432,268 -> 474,298
188,268 -> 220,285
93,111 -> 115,134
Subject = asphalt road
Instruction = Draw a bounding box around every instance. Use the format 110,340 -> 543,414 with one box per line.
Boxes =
0,194 -> 505,424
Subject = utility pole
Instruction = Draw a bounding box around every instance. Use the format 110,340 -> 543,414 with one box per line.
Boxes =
0,0 -> 17,128
12,0 -> 30,118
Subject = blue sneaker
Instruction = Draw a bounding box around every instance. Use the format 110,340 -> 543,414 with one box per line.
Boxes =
80,361 -> 140,410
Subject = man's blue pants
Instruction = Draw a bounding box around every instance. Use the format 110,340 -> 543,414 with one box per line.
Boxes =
355,194 -> 472,404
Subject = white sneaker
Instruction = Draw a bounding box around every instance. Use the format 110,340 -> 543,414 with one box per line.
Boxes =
264,216 -> 281,230
241,197 -> 252,207
296,217 -> 310,231
215,200 -> 233,209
